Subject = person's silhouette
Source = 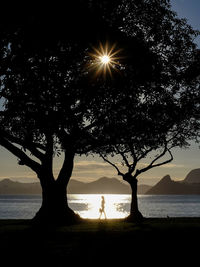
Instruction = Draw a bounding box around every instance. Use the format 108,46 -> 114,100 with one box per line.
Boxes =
99,196 -> 106,219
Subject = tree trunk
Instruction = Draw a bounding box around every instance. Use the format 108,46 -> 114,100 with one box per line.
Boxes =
33,148 -> 80,225
33,179 -> 80,224
125,175 -> 144,222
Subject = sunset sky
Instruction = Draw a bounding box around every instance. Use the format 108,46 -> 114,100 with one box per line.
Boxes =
0,0 -> 200,185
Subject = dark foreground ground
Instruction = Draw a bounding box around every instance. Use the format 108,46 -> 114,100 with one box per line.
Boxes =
1,217 -> 200,266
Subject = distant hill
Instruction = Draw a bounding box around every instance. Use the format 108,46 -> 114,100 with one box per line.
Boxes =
138,184 -> 152,194
184,168 -> 200,183
68,177 -> 129,194
0,177 -> 151,195
2,168 -> 200,195
0,179 -> 42,195
68,177 -> 151,194
146,175 -> 189,194
146,170 -> 200,195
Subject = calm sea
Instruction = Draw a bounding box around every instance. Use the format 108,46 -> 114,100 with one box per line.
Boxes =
0,194 -> 200,219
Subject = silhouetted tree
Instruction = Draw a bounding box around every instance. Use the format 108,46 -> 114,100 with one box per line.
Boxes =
0,0 -> 165,224
92,0 -> 200,221
0,1 -> 124,223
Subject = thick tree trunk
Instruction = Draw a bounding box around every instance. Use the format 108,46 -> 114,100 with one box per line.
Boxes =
124,175 -> 144,222
33,179 -> 80,224
33,149 -> 80,225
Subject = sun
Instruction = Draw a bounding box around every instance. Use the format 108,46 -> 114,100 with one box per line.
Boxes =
87,41 -> 122,78
100,55 -> 110,64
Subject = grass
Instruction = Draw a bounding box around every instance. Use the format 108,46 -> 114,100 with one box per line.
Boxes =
1,217 -> 200,265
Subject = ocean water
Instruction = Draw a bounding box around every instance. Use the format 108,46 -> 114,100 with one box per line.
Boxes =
0,194 -> 200,219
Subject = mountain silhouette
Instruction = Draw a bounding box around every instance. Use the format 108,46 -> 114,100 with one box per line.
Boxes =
68,177 -> 130,194
146,169 -> 200,195
184,168 -> 200,183
0,179 -> 41,194
68,177 -> 151,194
0,177 -> 151,194
2,169 -> 200,195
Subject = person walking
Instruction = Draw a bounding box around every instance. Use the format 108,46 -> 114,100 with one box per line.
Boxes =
99,196 -> 106,219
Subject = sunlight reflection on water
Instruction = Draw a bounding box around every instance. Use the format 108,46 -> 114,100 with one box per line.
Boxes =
68,194 -> 130,219
2,194 -> 200,219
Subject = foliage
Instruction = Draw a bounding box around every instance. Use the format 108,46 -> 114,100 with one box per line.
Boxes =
0,1 -> 119,177
0,0 -> 199,182
91,0 -> 200,179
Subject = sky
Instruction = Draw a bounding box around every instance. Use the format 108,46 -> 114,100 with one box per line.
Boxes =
0,0 -> 200,186
171,0 -> 200,48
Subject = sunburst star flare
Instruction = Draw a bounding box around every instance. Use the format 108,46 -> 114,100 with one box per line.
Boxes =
87,41 -> 122,78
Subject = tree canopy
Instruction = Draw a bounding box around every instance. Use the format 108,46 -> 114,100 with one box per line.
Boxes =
90,0 -> 200,220
0,0 -> 155,222
0,1 -> 126,222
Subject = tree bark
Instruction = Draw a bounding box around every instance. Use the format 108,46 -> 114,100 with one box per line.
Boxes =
123,174 -> 144,222
33,151 -> 80,225
33,179 -> 79,225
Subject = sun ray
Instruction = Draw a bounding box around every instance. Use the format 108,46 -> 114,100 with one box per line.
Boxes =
87,41 -> 122,78
108,43 -> 117,56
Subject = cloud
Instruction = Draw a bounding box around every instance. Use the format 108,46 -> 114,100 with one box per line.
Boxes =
71,160 -> 118,181
160,163 -> 184,168
70,160 -> 185,182
137,162 -> 184,169
74,160 -> 114,171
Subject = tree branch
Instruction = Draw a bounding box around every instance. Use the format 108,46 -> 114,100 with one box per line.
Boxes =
57,150 -> 75,185
45,133 -> 53,158
42,133 -> 54,176
0,130 -> 45,161
136,148 -> 173,176
0,137 -> 41,173
115,145 -> 131,169
128,144 -> 138,174
100,153 -> 123,176
137,147 -> 154,162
